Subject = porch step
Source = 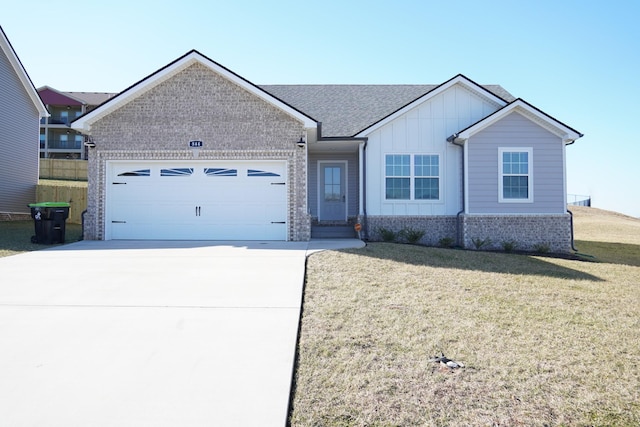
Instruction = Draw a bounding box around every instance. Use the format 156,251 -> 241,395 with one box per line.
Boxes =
311,225 -> 358,239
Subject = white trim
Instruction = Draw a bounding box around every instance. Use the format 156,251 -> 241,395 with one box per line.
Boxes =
358,142 -> 365,216
0,27 -> 49,117
355,75 -> 506,137
317,160 -> 348,221
498,147 -> 533,203
383,153 -> 443,203
72,51 -> 317,133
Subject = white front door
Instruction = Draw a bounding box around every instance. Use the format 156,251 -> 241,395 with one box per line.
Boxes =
106,160 -> 288,240
319,162 -> 347,221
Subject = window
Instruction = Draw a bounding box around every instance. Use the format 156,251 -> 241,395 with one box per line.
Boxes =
499,148 -> 533,202
385,155 -> 410,199
414,155 -> 439,200
385,154 -> 440,201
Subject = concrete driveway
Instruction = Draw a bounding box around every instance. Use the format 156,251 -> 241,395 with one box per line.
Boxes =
0,239 -> 363,426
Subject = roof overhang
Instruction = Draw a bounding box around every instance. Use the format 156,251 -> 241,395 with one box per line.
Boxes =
355,74 -> 507,137
0,26 -> 49,118
448,98 -> 583,145
309,137 -> 366,153
71,50 -> 317,134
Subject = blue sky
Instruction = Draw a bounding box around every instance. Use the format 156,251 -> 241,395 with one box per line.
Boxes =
3,0 -> 639,217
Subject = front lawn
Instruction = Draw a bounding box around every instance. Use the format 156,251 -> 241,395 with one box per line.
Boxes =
290,207 -> 640,426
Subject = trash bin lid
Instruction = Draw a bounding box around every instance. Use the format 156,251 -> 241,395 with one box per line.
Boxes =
28,202 -> 70,208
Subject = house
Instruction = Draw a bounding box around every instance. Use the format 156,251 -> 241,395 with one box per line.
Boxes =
71,50 -> 582,252
0,26 -> 49,218
38,87 -> 116,159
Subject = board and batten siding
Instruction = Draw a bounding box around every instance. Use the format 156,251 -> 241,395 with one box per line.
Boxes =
467,112 -> 566,214
0,48 -> 40,214
308,152 -> 359,218
365,83 -> 502,216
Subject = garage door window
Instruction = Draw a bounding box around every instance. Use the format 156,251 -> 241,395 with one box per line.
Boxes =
248,169 -> 280,177
161,168 -> 194,177
118,169 -> 150,177
205,168 -> 237,177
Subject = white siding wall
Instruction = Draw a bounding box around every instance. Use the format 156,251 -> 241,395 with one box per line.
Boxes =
364,84 -> 501,216
0,48 -> 40,214
467,112 -> 566,214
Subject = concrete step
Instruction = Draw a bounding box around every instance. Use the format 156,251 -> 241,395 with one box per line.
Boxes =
311,225 -> 357,239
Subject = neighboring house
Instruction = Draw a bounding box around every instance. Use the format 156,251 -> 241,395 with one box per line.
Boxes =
38,87 -> 115,159
0,26 -> 49,218
72,50 -> 582,252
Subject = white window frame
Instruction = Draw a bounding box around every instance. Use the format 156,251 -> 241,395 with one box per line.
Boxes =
498,147 -> 533,203
384,153 -> 441,202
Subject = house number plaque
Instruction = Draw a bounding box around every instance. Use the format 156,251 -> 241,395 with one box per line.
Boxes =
189,140 -> 203,148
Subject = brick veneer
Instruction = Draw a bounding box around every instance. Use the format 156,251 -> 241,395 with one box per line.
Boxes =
363,213 -> 572,253
84,63 -> 308,240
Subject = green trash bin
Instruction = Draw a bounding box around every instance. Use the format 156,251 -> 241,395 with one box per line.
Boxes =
28,202 -> 70,244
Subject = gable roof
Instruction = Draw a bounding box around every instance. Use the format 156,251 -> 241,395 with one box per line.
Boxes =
72,50 -> 317,133
263,80 -> 514,138
349,74 -> 511,138
0,26 -> 48,117
449,98 -> 583,144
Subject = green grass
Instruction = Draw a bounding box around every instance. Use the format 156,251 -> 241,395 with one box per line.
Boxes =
290,207 -> 640,426
0,221 -> 83,258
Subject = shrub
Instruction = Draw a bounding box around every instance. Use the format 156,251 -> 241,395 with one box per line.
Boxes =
439,237 -> 455,248
501,240 -> 517,253
376,227 -> 397,242
533,243 -> 551,254
399,227 -> 425,244
472,237 -> 492,250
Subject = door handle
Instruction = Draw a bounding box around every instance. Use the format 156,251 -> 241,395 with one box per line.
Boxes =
195,206 -> 201,216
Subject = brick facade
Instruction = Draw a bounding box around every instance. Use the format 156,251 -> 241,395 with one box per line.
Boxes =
363,214 -> 572,253
85,63 -> 308,240
460,214 -> 572,253
364,215 -> 457,246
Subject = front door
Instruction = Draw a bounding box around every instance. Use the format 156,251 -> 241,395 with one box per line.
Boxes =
319,162 -> 346,221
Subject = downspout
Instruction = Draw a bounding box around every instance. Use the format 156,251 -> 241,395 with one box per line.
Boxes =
448,134 -> 465,247
362,139 -> 369,241
564,136 -> 582,252
567,209 -> 578,252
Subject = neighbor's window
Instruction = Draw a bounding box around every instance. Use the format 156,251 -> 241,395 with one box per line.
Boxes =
385,154 -> 440,200
499,148 -> 533,202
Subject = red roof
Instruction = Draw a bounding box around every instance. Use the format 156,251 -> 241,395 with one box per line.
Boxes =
38,88 -> 83,106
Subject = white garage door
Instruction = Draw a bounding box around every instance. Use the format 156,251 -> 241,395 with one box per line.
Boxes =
106,161 -> 288,240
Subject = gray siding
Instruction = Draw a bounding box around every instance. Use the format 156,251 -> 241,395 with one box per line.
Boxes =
308,152 -> 359,218
0,48 -> 40,214
467,112 -> 565,214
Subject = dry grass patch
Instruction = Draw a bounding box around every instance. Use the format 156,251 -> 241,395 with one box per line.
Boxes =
290,209 -> 640,426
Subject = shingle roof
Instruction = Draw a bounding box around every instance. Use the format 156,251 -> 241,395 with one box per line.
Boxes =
261,84 -> 515,137
65,91 -> 117,107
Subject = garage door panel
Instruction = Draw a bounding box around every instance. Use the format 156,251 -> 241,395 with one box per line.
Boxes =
107,161 -> 288,240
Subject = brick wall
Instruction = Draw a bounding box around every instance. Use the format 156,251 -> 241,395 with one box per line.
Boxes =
365,215 -> 457,245
461,214 -> 572,253
363,214 -> 573,253
84,63 -> 308,240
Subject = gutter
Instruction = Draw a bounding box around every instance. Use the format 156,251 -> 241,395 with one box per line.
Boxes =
567,209 -> 578,252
